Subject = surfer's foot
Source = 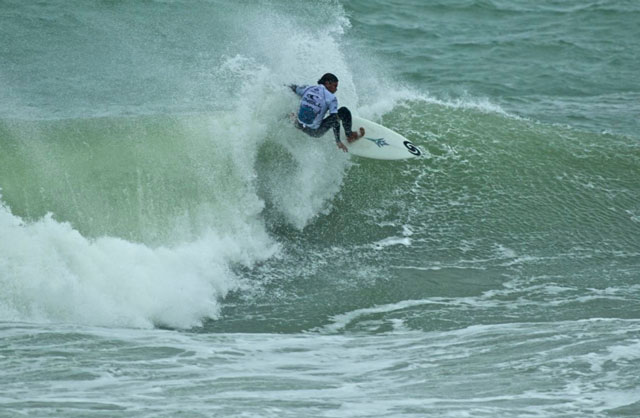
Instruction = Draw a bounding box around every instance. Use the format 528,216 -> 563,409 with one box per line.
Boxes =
347,127 -> 365,143
290,112 -> 303,130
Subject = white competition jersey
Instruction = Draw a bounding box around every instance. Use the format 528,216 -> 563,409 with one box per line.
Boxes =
295,84 -> 338,129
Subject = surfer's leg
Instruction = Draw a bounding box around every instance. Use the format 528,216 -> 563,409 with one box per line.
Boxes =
338,107 -> 364,142
296,121 -> 326,138
307,114 -> 340,139
299,115 -> 342,143
337,107 -> 353,136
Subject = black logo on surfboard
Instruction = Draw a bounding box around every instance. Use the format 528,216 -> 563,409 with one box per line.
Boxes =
403,141 -> 421,156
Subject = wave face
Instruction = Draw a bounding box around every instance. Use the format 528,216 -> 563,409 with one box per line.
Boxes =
1,0 -> 639,331
0,0 -> 363,328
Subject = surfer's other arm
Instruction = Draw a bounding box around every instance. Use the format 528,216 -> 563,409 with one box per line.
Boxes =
289,84 -> 307,97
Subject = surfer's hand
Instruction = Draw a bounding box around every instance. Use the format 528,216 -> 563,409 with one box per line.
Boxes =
337,142 -> 348,153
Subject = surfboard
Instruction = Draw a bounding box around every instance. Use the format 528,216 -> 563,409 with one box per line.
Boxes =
339,116 -> 422,160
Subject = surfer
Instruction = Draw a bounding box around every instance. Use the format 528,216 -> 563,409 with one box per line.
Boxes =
289,73 -> 365,152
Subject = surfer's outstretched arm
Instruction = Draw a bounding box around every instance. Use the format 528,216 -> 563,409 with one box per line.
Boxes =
288,84 -> 307,97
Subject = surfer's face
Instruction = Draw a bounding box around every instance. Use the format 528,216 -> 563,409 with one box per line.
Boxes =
325,81 -> 338,93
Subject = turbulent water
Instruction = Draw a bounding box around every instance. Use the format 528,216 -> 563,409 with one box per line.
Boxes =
1,0 -> 639,416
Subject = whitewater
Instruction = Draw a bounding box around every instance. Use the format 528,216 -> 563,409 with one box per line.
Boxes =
1,0 -> 639,417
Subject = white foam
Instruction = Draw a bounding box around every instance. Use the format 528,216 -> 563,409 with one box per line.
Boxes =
0,200 -> 277,329
318,299 -> 436,333
373,236 -> 412,249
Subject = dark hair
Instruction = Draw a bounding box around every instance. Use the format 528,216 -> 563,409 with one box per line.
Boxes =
317,73 -> 339,85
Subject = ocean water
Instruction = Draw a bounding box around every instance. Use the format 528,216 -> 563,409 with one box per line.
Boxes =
1,0 -> 639,416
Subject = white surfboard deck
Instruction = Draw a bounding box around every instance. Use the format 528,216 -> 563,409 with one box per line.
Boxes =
339,116 -> 422,160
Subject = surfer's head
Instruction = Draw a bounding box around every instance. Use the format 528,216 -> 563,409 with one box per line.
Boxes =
318,73 -> 339,93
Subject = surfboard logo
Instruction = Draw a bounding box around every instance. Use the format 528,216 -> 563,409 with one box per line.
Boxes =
366,137 -> 389,148
403,141 -> 422,156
